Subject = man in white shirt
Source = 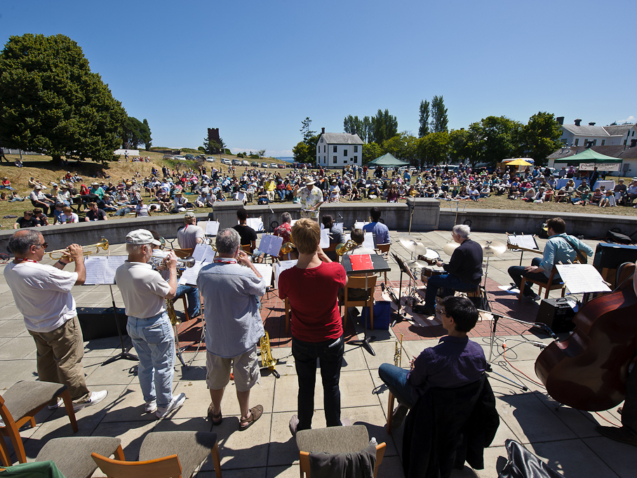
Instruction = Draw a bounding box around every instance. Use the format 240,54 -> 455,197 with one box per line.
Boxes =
115,229 -> 186,418
4,230 -> 107,411
177,212 -> 205,249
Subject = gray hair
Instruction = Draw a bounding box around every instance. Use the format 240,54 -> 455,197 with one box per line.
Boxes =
216,228 -> 240,254
452,224 -> 471,239
125,243 -> 146,255
8,230 -> 41,255
281,212 -> 291,223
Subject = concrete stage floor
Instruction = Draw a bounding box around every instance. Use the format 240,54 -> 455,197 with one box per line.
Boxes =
0,230 -> 634,477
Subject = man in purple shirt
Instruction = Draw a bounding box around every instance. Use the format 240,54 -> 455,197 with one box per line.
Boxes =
379,296 -> 486,430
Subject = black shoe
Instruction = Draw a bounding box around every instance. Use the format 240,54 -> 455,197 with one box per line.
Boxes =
596,425 -> 637,447
391,404 -> 409,430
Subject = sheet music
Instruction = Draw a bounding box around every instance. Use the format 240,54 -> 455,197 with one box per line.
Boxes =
291,219 -> 298,226
334,222 -> 344,231
508,234 -> 539,250
363,232 -> 374,250
354,221 -> 370,230
320,229 -> 330,248
274,260 -> 297,289
179,261 -> 206,286
204,220 -> 220,236
245,218 -> 264,232
84,256 -> 127,285
253,264 -> 273,288
192,244 -> 216,262
259,234 -> 283,256
556,264 -> 611,294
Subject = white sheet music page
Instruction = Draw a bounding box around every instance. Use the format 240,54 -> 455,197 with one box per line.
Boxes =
201,246 -> 216,263
508,235 -> 539,250
204,220 -> 220,236
354,221 -> 370,230
319,229 -> 330,248
274,260 -> 298,289
245,218 -> 264,232
85,256 -> 127,285
253,264 -> 273,288
363,232 -> 374,250
259,235 -> 283,256
556,264 -> 611,294
179,261 -> 206,286
103,256 -> 127,284
192,243 -> 207,261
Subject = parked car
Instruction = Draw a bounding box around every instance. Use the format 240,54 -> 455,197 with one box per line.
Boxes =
261,162 -> 268,168
205,156 -> 215,162
174,155 -> 186,161
277,163 -> 286,169
184,154 -> 196,160
270,163 -> 278,168
162,154 -> 174,160
241,160 -> 250,166
221,158 -> 231,165
232,159 -> 242,166
251,161 -> 260,167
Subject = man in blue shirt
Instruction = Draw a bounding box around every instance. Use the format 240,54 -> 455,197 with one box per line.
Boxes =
508,217 -> 594,300
363,207 -> 390,247
378,296 -> 486,430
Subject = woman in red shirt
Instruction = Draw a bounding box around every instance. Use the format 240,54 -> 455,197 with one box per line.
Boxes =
278,219 -> 348,435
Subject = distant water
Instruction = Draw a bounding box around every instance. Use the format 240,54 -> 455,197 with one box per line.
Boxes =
276,157 -> 294,163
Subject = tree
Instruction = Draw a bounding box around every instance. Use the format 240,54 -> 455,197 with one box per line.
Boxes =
468,116 -> 523,166
258,149 -> 266,157
293,134 -> 319,163
141,119 -> 152,150
516,112 -> 563,165
417,132 -> 450,166
343,115 -> 373,142
202,135 -> 225,154
382,132 -> 418,163
0,34 -> 126,162
448,129 -> 470,163
371,109 -> 398,144
122,116 -> 149,149
300,117 -> 315,143
362,142 -> 383,164
430,95 -> 449,133
418,100 -> 430,138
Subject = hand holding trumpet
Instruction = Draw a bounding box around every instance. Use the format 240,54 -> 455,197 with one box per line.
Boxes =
65,244 -> 84,264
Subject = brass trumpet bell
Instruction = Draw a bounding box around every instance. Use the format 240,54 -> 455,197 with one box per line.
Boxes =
48,238 -> 109,261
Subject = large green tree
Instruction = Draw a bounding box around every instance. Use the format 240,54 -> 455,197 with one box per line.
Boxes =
362,142 -> 383,164
448,129 -> 471,163
418,100 -> 430,138
417,132 -> 450,166
383,132 -> 418,163
293,134 -> 319,163
0,34 -> 126,162
430,95 -> 449,133
371,109 -> 398,144
466,116 -> 523,166
122,116 -> 152,149
515,112 -> 563,165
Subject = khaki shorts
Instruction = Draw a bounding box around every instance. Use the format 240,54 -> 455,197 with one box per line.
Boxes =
206,345 -> 260,392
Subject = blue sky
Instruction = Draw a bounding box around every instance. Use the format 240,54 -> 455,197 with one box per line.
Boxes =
1,0 -> 635,156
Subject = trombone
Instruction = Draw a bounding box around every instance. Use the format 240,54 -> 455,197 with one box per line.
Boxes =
48,238 -> 109,261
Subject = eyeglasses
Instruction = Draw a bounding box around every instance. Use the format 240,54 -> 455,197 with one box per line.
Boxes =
36,242 -> 48,249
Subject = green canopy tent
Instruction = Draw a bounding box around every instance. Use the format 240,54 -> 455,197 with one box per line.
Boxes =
553,148 -> 622,172
368,153 -> 410,167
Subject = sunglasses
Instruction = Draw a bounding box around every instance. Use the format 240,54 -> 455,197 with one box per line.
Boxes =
36,242 -> 48,249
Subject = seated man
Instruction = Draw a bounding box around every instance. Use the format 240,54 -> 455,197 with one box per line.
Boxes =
379,296 -> 486,429
421,225 -> 482,315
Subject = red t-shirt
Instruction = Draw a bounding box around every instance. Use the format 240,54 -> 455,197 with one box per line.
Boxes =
278,262 -> 346,343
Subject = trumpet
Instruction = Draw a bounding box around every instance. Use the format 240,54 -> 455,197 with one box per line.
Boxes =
48,238 -> 109,261
150,250 -> 196,270
336,240 -> 358,256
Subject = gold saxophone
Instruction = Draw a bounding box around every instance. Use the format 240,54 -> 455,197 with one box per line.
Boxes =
394,333 -> 403,367
260,332 -> 280,378
166,297 -> 179,326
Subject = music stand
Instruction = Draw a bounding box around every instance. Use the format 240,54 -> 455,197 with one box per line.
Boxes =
341,254 -> 391,356
390,253 -> 417,327
103,284 -> 138,366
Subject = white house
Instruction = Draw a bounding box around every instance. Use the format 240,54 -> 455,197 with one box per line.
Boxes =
558,117 -> 624,147
316,128 -> 364,169
604,123 -> 637,147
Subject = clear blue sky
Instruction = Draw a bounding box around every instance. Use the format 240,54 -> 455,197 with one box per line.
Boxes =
1,0 -> 635,157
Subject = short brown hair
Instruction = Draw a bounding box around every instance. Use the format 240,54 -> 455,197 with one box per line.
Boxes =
351,228 -> 365,245
33,208 -> 42,214
546,217 -> 566,234
88,202 -> 97,208
63,206 -> 72,214
292,218 -> 319,254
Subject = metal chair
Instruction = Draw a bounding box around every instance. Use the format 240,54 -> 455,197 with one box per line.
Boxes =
518,266 -> 565,301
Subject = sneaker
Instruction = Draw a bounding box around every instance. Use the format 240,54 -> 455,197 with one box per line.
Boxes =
145,400 -> 157,414
391,404 -> 409,430
73,390 -> 108,412
156,393 -> 186,419
47,397 -> 63,410
289,414 -> 299,437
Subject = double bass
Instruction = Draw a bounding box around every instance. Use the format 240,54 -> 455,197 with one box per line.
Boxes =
535,269 -> 637,411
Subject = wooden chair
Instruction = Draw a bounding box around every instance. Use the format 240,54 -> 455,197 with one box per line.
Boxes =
342,274 -> 378,330
241,244 -> 252,254
297,425 -> 386,478
0,382 -> 78,466
374,244 -> 391,283
518,266 -> 565,301
616,261 -> 636,288
386,392 -> 397,435
92,431 -> 222,478
173,248 -> 194,259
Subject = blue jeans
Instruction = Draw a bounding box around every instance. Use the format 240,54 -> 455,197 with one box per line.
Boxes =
424,273 -> 480,309
293,335 -> 344,430
126,312 -> 175,408
175,285 -> 200,318
115,207 -> 131,216
378,363 -> 417,408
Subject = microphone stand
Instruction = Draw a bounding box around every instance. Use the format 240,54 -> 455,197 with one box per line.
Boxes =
476,308 -> 556,391
349,271 -> 376,356
103,285 -> 138,366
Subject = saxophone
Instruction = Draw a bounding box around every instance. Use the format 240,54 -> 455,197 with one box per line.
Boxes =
166,297 -> 179,326
260,332 -> 280,378
394,333 -> 403,367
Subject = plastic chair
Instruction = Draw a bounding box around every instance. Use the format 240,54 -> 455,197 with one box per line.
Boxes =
0,382 -> 78,466
342,275 -> 378,330
92,431 -> 221,478
518,266 -> 565,301
297,425 -> 385,478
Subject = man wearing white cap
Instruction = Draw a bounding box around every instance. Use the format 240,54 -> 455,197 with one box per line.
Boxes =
115,230 -> 186,418
295,177 -> 323,219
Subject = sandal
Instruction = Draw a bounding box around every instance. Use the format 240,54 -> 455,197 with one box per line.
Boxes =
239,404 -> 263,431
207,403 -> 223,425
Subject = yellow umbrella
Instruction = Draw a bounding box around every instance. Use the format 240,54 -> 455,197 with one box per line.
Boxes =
506,158 -> 532,166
